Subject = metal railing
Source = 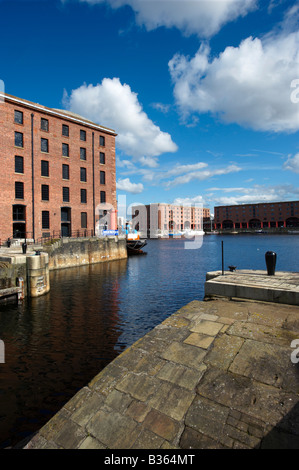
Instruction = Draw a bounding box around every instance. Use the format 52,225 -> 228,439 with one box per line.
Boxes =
3,232 -> 34,247
36,229 -> 96,245
2,228 -> 122,247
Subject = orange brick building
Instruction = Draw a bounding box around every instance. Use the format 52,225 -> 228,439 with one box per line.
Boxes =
0,92 -> 117,243
214,201 -> 299,230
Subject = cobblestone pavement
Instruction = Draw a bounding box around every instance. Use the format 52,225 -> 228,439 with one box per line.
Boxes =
25,298 -> 299,449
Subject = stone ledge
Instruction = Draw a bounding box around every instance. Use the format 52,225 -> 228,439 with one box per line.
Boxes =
24,298 -> 299,450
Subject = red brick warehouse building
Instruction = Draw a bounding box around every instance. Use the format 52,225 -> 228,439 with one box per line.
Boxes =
214,201 -> 299,230
0,92 -> 118,243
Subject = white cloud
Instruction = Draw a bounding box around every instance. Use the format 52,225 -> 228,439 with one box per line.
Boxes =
208,184 -> 299,206
63,78 -> 177,164
284,153 -> 299,173
75,0 -> 257,38
164,164 -> 241,188
118,159 -> 242,189
151,103 -> 171,114
169,15 -> 299,133
173,195 -> 205,206
116,177 -> 144,193
171,183 -> 299,212
166,162 -> 208,177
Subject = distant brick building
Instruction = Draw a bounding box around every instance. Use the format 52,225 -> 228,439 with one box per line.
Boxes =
131,203 -> 210,237
214,201 -> 299,230
0,92 -> 117,243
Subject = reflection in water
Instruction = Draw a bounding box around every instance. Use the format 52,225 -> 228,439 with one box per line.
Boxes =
0,235 -> 298,447
0,259 -> 127,448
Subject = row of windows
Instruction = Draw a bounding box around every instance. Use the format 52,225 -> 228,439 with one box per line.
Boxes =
14,132 -> 106,163
14,156 -> 106,183
14,181 -> 106,204
13,205 -> 87,230
14,110 -> 106,146
40,211 -> 88,230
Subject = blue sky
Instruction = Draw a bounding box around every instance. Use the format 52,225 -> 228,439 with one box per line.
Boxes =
1,0 -> 298,215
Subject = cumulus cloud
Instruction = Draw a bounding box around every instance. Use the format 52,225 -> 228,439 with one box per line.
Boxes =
116,177 -> 144,193
169,15 -> 299,133
284,153 -> 299,173
74,0 -> 257,38
63,78 -> 177,164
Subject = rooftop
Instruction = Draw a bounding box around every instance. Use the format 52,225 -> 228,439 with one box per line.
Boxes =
0,92 -> 117,136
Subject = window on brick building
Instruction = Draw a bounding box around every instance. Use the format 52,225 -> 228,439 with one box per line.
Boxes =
100,135 -> 105,146
80,130 -> 86,141
63,187 -> 70,202
15,131 -> 23,147
15,182 -> 24,199
41,118 -> 49,131
42,211 -> 50,229
100,152 -> 105,164
14,110 -> 23,124
62,143 -> 69,157
100,191 -> 106,203
100,171 -> 105,185
80,167 -> 87,182
80,147 -> 86,160
41,138 -> 49,153
15,156 -> 24,174
13,205 -> 26,221
41,184 -> 49,201
62,124 -> 69,137
41,160 -> 49,177
81,189 -> 87,203
62,164 -> 69,180
81,212 -> 87,229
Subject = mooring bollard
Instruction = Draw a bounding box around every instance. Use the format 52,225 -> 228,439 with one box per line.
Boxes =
17,277 -> 25,301
22,242 -> 27,254
265,251 -> 277,275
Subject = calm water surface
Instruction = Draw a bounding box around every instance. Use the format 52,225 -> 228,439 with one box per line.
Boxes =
0,234 -> 298,447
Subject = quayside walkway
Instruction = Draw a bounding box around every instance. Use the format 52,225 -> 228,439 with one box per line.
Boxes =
205,270 -> 299,306
24,272 -> 299,449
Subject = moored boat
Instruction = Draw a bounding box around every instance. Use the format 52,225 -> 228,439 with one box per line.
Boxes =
126,231 -> 147,255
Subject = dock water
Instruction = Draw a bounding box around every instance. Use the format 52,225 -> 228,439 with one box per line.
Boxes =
23,270 -> 299,449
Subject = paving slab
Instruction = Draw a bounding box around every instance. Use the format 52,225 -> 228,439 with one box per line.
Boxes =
24,297 -> 299,450
205,270 -> 299,305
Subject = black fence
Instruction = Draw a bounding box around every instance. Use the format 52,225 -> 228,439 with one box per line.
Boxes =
1,230 -> 97,247
36,229 -> 96,245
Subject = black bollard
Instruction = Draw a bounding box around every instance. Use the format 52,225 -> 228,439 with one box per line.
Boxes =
22,242 -> 27,254
265,251 -> 276,276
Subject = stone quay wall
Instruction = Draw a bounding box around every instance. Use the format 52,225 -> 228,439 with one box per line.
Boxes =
43,236 -> 127,271
0,237 -> 127,299
0,255 -> 27,290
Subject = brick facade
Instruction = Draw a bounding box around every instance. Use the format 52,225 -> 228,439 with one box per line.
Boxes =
214,201 -> 299,230
0,93 -> 117,243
